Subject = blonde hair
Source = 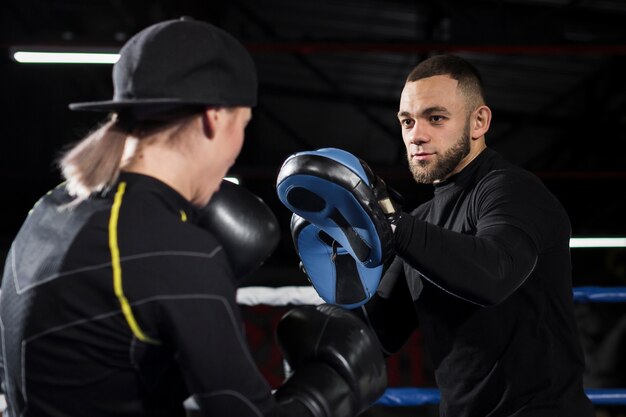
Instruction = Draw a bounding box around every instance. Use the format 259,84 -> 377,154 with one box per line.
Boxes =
59,114 -> 129,200
59,111 -> 203,200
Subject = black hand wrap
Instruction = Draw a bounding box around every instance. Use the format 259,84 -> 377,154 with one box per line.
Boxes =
274,304 -> 387,417
358,159 -> 404,226
197,180 -> 280,280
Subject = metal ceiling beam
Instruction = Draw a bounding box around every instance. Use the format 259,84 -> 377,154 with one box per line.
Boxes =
5,41 -> 626,55
490,59 -> 622,170
532,58 -> 626,170
233,0 -> 399,141
246,43 -> 626,55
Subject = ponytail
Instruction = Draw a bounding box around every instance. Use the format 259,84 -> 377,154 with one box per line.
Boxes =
59,114 -> 129,200
59,108 -> 204,201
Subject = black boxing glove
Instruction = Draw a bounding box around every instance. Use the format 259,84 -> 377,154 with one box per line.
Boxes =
274,304 -> 387,417
197,180 -> 280,279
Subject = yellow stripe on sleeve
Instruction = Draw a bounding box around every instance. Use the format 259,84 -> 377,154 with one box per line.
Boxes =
109,182 -> 161,345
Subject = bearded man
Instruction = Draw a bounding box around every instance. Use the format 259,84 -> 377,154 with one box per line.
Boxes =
357,54 -> 594,417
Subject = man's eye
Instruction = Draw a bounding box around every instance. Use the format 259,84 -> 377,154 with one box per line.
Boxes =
430,115 -> 445,123
401,119 -> 414,128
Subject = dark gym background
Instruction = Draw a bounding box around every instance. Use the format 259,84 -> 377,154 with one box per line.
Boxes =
2,1 -> 626,416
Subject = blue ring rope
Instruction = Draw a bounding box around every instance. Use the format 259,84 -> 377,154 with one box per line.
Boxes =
573,286 -> 626,303
376,388 -> 626,406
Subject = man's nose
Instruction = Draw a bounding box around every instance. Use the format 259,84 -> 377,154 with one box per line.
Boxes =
407,123 -> 430,145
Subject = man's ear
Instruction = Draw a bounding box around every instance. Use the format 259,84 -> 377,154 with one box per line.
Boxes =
471,105 -> 492,140
202,108 -> 219,139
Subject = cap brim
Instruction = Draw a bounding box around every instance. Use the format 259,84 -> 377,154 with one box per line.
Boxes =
68,98 -> 195,112
69,95 -> 257,113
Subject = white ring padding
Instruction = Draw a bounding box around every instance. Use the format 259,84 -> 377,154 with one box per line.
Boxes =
235,286 -> 626,307
236,286 -> 324,306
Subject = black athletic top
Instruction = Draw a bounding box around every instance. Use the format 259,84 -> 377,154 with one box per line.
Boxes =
364,148 -> 594,417
0,172 -> 275,417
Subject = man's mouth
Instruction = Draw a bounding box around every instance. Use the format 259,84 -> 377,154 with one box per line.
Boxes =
412,152 -> 435,161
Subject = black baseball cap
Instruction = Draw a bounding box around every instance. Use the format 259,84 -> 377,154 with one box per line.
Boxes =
69,17 -> 257,119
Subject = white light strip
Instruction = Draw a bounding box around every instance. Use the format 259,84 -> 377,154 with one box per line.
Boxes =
223,177 -> 240,185
570,238 -> 626,248
237,286 -> 323,306
13,51 -> 120,64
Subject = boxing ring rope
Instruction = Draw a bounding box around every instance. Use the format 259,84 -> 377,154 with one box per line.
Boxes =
237,285 -> 626,407
236,285 -> 626,306
573,287 -> 626,303
375,388 -> 626,407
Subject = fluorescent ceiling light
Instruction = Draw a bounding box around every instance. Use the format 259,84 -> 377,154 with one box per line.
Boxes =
570,237 -> 626,248
13,51 -> 120,64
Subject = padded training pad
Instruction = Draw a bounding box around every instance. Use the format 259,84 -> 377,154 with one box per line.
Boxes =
277,148 -> 386,268
292,214 -> 383,308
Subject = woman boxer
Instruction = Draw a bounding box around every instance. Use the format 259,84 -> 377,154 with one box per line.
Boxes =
0,17 -> 385,417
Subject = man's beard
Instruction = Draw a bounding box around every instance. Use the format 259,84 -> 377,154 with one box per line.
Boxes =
408,127 -> 471,184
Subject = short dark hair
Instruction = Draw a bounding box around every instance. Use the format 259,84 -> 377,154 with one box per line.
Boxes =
406,54 -> 486,110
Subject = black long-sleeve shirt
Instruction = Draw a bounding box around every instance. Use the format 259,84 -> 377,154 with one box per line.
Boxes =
0,173 -> 275,417
365,148 -> 594,417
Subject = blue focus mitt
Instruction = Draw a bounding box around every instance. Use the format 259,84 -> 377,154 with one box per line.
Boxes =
277,148 -> 399,267
291,214 -> 385,308
276,148 -> 402,308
